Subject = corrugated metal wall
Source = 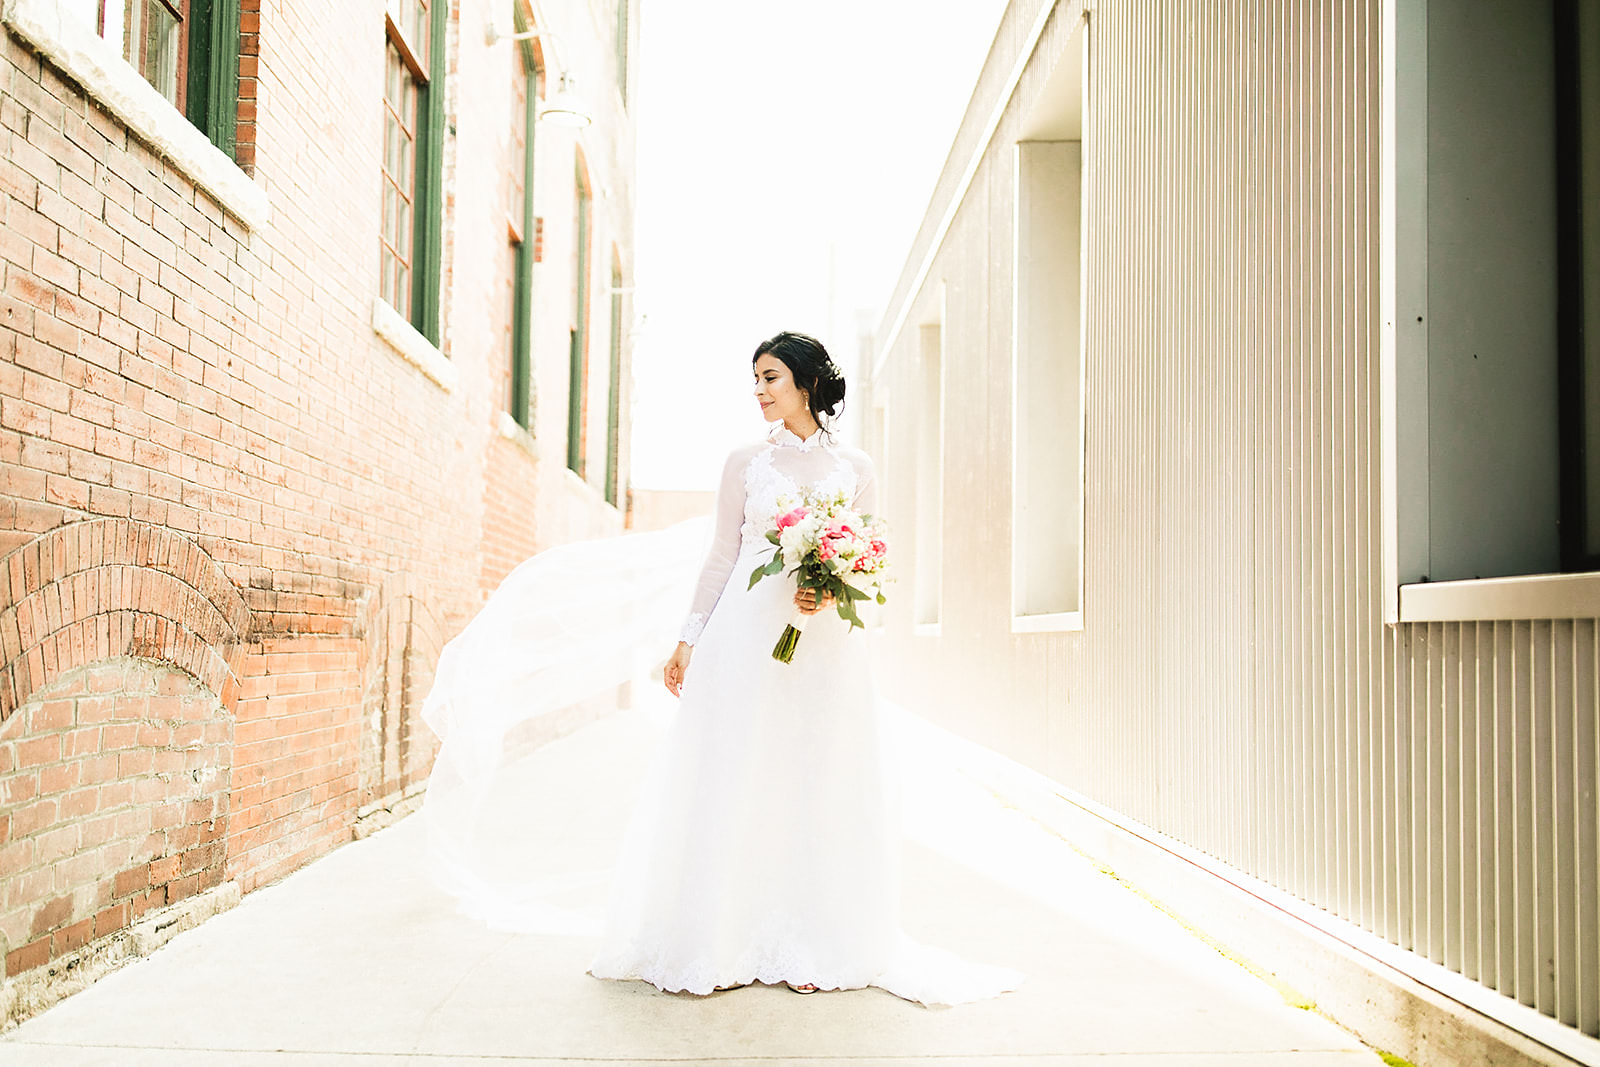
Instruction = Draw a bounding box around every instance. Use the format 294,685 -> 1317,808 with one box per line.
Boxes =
872,0 -> 1600,1041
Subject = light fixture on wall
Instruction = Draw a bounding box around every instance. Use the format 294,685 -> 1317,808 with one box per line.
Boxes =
538,72 -> 593,129
483,16 -> 593,128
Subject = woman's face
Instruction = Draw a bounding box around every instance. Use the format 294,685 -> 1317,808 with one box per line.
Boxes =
752,353 -> 809,425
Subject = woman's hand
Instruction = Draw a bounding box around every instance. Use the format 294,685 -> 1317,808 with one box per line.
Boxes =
794,587 -> 835,615
664,642 -> 693,697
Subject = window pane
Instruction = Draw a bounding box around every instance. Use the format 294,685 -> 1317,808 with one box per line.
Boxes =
127,0 -> 181,105
380,39 -> 419,320
1014,139 -> 1084,618
414,0 -> 429,64
62,0 -> 102,32
385,0 -> 428,67
103,0 -> 126,51
1580,0 -> 1600,558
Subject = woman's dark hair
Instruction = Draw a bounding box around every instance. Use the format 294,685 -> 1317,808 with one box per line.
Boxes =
752,331 -> 847,426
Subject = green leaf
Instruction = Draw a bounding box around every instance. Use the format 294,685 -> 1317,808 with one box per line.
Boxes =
838,599 -> 864,629
763,556 -> 785,576
748,562 -> 768,589
766,530 -> 781,545
841,584 -> 869,600
876,593 -> 887,605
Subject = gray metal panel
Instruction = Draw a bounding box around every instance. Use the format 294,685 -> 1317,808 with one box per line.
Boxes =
869,0 -> 1600,1045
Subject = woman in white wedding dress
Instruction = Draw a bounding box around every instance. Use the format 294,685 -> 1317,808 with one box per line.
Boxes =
583,332 -> 1023,1006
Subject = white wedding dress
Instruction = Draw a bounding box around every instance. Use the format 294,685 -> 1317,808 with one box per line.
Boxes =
583,422 -> 1023,1005
419,421 -> 1023,1008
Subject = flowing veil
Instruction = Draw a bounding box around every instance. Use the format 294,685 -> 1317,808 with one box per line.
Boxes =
419,516 -> 712,935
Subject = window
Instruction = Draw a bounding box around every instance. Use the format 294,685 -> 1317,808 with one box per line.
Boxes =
1384,0 -> 1600,606
614,0 -> 630,104
65,0 -> 240,156
1556,0 -> 1600,570
380,0 -> 444,341
567,162 -> 592,477
605,257 -> 624,506
1011,23 -> 1087,631
507,26 -> 540,430
913,318 -> 943,630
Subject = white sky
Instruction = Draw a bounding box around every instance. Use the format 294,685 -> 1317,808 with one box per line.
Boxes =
626,0 -> 1009,490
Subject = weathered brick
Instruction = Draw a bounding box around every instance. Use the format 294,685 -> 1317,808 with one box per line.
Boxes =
16,733 -> 59,767
111,864 -> 148,899
28,894 -> 72,938
0,0 -> 634,984
53,916 -> 95,955
93,902 -> 130,937
5,935 -> 50,977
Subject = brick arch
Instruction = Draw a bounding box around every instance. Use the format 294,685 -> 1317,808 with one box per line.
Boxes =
0,520 -> 252,723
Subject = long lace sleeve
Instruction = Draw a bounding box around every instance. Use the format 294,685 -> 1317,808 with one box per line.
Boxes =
849,449 -> 877,516
679,447 -> 752,645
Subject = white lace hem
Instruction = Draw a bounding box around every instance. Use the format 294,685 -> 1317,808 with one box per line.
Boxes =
587,930 -> 1025,1008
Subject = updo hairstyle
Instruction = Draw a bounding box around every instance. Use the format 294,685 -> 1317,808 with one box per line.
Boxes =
752,331 -> 847,427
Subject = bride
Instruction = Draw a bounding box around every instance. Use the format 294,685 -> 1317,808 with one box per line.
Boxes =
581,332 -> 1023,1005
419,331 -> 1022,1008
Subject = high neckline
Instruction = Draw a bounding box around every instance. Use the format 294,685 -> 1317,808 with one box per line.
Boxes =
768,421 -> 825,452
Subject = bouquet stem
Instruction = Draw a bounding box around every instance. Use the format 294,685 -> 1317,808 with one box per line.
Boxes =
772,610 -> 809,663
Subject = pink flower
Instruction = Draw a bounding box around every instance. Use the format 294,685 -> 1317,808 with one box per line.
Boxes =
817,540 -> 837,561
822,522 -> 853,543
870,539 -> 887,558
852,557 -> 870,572
776,506 -> 809,530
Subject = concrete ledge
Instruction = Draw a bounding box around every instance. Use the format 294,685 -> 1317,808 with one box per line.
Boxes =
495,409 -> 540,461
0,0 -> 269,229
1399,570 -> 1600,623
372,297 -> 456,391
0,881 -> 240,1031
354,781 -> 427,840
966,752 -> 1600,1067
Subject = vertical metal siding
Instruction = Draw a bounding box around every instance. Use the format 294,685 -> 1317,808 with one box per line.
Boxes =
873,0 -> 1600,1044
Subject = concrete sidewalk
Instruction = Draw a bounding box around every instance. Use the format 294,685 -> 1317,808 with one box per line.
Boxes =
0,699 -> 1387,1066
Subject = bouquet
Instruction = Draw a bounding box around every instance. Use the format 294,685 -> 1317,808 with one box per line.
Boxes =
747,487 -> 891,663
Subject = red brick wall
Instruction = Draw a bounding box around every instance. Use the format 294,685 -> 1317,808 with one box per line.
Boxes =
481,441 -> 541,594
227,637 -> 364,894
1,659 -> 229,978
0,0 -> 634,992
236,0 -> 261,174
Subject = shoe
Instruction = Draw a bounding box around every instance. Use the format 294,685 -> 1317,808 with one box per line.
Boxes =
713,981 -> 751,992
785,982 -> 820,994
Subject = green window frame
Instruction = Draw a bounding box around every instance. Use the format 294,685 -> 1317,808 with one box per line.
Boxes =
380,0 -> 446,343
605,259 -> 623,506
184,0 -> 240,157
613,0 -> 629,104
567,164 -> 591,476
84,0 -> 240,157
508,25 -> 539,430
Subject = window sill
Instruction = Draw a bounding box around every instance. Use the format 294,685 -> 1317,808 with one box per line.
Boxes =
372,298 -> 455,391
561,466 -> 621,513
1011,610 -> 1083,634
2,0 -> 268,230
495,410 -> 538,459
1399,570 -> 1600,623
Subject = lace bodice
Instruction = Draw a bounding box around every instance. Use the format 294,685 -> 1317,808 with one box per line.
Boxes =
678,423 -> 877,644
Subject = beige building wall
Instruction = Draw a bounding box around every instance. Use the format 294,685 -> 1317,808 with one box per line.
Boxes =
870,0 -> 1600,1050
627,489 -> 714,533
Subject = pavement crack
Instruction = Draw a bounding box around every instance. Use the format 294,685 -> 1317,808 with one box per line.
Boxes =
410,931 -> 522,1052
